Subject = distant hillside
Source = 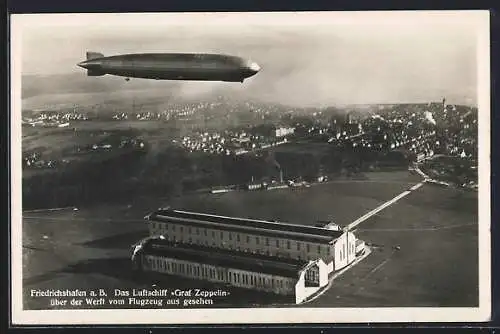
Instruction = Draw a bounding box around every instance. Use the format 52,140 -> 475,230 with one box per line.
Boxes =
21,73 -> 318,114
22,73 -> 458,113
21,73 -> 180,99
21,73 -> 245,111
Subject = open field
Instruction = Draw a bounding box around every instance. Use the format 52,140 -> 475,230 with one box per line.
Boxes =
309,184 -> 478,307
273,142 -> 333,156
20,171 -> 479,309
167,172 -> 421,227
22,121 -> 172,153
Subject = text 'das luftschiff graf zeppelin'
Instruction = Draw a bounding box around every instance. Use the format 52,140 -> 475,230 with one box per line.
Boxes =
28,288 -> 231,308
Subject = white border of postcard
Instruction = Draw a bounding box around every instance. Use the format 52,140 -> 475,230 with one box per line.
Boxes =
10,10 -> 491,324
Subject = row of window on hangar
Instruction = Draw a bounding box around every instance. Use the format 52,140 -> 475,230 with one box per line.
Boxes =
143,254 -> 297,295
148,220 -> 336,261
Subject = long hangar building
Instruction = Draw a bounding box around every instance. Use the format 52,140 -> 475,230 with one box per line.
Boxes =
132,208 -> 365,304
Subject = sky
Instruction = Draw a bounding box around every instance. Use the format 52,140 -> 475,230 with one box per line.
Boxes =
13,11 -> 487,106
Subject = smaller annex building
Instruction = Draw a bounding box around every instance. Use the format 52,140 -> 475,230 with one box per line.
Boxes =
132,236 -> 329,304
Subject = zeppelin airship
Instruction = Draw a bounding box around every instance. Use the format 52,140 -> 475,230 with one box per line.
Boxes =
77,51 -> 261,83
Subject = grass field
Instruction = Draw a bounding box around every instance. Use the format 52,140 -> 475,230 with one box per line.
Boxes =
167,173 -> 421,227
20,171 -> 479,309
273,141 -> 333,156
308,184 -> 478,307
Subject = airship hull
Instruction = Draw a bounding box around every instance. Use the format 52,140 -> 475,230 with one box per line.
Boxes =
105,68 -> 244,82
78,53 -> 260,83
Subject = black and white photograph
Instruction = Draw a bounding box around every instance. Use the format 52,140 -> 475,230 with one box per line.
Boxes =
10,11 -> 490,324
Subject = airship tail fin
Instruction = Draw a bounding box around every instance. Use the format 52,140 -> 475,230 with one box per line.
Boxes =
86,51 -> 104,60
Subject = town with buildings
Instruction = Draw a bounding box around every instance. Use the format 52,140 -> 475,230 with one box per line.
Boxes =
21,95 -> 479,308
22,98 -> 478,193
